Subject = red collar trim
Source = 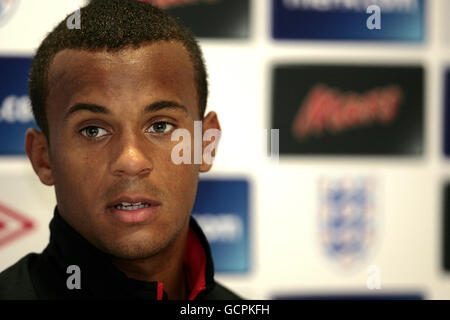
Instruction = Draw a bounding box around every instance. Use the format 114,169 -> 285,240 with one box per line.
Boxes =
183,226 -> 207,300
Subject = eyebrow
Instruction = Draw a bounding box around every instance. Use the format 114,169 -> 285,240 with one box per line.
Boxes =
143,101 -> 188,116
63,100 -> 189,121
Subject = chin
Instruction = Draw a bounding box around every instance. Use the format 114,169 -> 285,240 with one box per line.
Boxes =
104,232 -> 172,260
106,240 -> 163,260
98,216 -> 188,260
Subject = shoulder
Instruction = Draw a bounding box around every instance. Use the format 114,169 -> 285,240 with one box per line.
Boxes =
0,254 -> 39,300
200,281 -> 244,300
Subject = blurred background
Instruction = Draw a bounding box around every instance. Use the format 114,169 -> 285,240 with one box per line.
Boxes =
0,0 -> 449,299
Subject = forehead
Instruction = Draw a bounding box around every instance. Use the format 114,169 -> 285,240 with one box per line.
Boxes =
46,41 -> 198,117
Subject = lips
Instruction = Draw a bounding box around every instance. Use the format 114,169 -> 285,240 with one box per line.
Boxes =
115,202 -> 151,210
107,196 -> 161,209
107,195 -> 162,224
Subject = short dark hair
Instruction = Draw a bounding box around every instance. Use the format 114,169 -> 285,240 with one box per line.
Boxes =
29,0 -> 208,139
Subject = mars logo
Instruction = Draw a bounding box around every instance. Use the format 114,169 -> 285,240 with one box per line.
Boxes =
318,177 -> 376,269
272,64 -> 424,155
0,0 -> 19,27
0,202 -> 34,248
292,84 -> 403,140
140,0 -> 249,39
139,0 -> 217,9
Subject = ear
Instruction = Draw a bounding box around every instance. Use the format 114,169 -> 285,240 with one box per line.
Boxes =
199,111 -> 221,173
25,128 -> 55,186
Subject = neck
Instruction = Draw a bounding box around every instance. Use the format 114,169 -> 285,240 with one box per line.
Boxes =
111,225 -> 189,300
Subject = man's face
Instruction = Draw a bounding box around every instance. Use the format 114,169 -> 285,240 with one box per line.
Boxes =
34,41 -> 218,259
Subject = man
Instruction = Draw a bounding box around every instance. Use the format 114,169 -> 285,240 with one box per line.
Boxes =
0,0 -> 241,300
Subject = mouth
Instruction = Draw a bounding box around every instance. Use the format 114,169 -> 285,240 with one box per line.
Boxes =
114,202 -> 153,211
107,196 -> 162,224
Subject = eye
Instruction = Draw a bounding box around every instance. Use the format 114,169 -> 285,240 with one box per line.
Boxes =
80,126 -> 108,138
147,121 -> 175,134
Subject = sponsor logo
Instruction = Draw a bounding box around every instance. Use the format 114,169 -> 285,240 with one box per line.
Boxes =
272,0 -> 424,41
318,177 -> 376,269
139,0 -> 249,38
140,0 -> 217,9
0,0 -> 19,27
282,0 -> 419,12
292,84 -> 403,140
273,293 -> 424,300
0,95 -> 33,123
192,179 -> 249,272
193,213 -> 243,243
271,64 -> 424,155
0,57 -> 36,155
0,201 -> 34,248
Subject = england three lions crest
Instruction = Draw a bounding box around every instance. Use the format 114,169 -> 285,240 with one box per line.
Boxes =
319,177 -> 377,270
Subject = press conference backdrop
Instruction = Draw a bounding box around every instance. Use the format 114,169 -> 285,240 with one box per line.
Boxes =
0,0 -> 449,300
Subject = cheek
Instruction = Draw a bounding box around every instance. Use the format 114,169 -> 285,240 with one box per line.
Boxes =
158,149 -> 199,208
52,145 -> 106,195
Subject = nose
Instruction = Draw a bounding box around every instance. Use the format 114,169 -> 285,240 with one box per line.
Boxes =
110,130 -> 153,177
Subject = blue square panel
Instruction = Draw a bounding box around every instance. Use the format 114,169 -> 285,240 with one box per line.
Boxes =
192,178 -> 250,273
0,57 -> 38,155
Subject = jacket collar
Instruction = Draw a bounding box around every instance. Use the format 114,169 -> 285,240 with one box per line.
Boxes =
32,206 -> 215,299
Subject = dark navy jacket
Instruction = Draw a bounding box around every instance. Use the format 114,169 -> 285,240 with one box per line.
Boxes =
0,207 -> 241,300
